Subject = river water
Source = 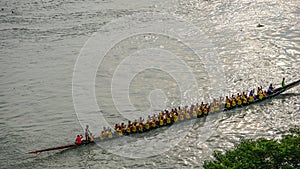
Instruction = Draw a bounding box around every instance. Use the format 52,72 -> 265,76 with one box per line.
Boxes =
1,0 -> 299,168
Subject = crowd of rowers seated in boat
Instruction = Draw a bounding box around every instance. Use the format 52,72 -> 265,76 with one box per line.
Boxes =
225,83 -> 275,109
109,104 -> 213,138
79,82 -> 281,142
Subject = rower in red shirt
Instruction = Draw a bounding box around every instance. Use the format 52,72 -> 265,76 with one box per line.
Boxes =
75,135 -> 82,145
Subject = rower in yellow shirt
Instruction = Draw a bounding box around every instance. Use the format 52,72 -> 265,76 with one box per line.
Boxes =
100,131 -> 106,140
145,121 -> 150,130
131,124 -> 137,133
237,93 -> 242,106
197,108 -> 202,117
89,133 -> 94,142
173,114 -> 178,122
248,93 -> 254,103
225,96 -> 231,109
185,108 -> 191,119
242,92 -> 247,104
231,95 -> 236,107
107,131 -> 113,139
159,118 -> 164,126
151,120 -> 157,128
138,123 -> 144,133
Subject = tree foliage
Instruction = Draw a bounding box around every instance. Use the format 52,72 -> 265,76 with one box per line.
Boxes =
203,128 -> 300,169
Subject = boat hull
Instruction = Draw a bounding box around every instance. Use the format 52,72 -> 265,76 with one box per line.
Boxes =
28,79 -> 300,153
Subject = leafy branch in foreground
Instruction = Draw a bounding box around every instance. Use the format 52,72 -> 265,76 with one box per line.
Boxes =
203,127 -> 300,169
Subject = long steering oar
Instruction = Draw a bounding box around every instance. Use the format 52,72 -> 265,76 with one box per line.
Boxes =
28,144 -> 77,154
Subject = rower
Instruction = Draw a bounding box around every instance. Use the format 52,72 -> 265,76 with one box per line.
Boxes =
116,127 -> 123,136
89,133 -> 94,142
242,92 -> 248,104
258,89 -> 264,100
248,92 -> 254,102
131,122 -> 137,133
200,102 -> 205,109
147,115 -> 152,122
231,94 -> 236,101
218,97 -> 223,107
197,107 -> 203,117
225,96 -> 231,109
138,122 -> 144,132
267,84 -> 274,94
231,95 -> 236,107
151,119 -> 157,128
120,123 -> 125,132
145,120 -> 150,130
75,135 -> 82,145
173,113 -> 178,122
237,93 -> 242,106
138,117 -> 144,123
103,127 -> 107,133
257,87 -> 262,94
179,111 -> 185,121
242,92 -> 247,98
214,98 -> 221,111
127,121 -> 132,130
203,104 -> 209,115
192,105 -> 198,118
209,102 -> 214,113
282,78 -> 285,87
126,125 -> 131,135
100,130 -> 106,140
107,129 -> 113,139
249,89 -> 254,97
166,115 -> 172,125
174,108 -> 178,115
114,124 -> 119,131
263,90 -> 268,97
159,115 -> 164,126
185,106 -> 191,119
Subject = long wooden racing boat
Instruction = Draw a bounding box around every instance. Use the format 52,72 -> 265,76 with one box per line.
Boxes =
28,79 -> 300,154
